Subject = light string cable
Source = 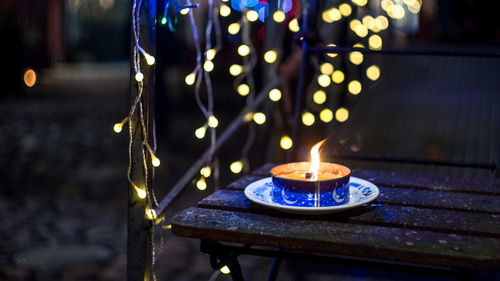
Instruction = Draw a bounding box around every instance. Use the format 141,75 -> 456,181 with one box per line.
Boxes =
204,0 -> 216,167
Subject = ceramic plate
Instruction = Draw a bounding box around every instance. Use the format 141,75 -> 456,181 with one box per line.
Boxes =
244,177 -> 380,214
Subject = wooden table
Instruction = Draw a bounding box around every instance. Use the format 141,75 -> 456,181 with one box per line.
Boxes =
171,163 -> 500,280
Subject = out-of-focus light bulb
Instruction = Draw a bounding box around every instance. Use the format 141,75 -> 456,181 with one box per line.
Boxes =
369,34 -> 382,50
237,84 -> 250,96
180,8 -> 189,15
339,3 -> 352,16
273,11 -> 286,22
220,266 -> 231,275
288,18 -> 300,32
352,0 -> 367,7
317,74 -> 331,87
206,49 -> 216,60
113,123 -> 123,133
335,107 -> 349,122
246,10 -> 259,22
238,45 -> 250,56
253,112 -> 266,124
144,53 -> 155,65
185,73 -> 196,85
135,72 -> 144,81
375,16 -> 389,30
320,63 -> 334,75
230,161 -> 243,174
320,108 -> 333,123
208,115 -> 219,128
200,166 -> 212,177
220,4 -> 231,17
366,65 -> 381,81
161,17 -> 167,25
326,44 -> 338,58
151,155 -> 161,167
264,50 -> 278,63
196,177 -> 207,190
145,208 -> 156,220
331,70 -> 344,84
313,90 -> 327,105
203,60 -> 214,72
195,126 -> 206,139
349,51 -> 363,65
228,23 -> 240,34
280,135 -> 293,150
23,68 -> 37,87
302,112 -> 315,126
268,89 -> 281,101
348,80 -> 362,95
229,64 -> 243,76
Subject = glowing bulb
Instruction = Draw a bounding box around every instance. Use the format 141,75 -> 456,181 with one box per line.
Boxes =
113,123 -> 123,133
238,45 -> 250,56
302,112 -> 315,126
313,90 -> 327,105
200,166 -> 212,177
369,34 -> 382,50
204,60 -> 214,72
381,0 -> 393,11
320,108 -> 333,123
288,18 -> 300,32
268,89 -> 281,101
145,208 -> 156,220
228,23 -> 240,35
144,53 -> 155,65
280,135 -> 293,150
353,43 -> 365,48
348,80 -> 362,95
230,161 -> 243,174
152,155 -> 161,167
339,3 -> 352,16
208,115 -> 219,128
320,63 -> 334,75
407,0 -> 421,14
349,19 -> 362,32
331,70 -> 344,84
349,51 -> 363,65
375,16 -> 389,30
237,84 -> 250,96
389,5 -> 405,19
206,49 -> 216,60
264,50 -> 278,63
366,65 -> 380,81
323,8 -> 341,23
133,184 -> 147,199
180,8 -> 189,15
355,25 -> 368,38
335,107 -> 349,122
317,74 -> 331,87
135,72 -> 144,82
196,177 -> 207,190
243,112 -> 254,122
185,73 -> 196,85
220,266 -> 231,275
246,10 -> 259,22
220,4 -> 231,17
352,0 -> 367,7
195,126 -> 206,139
273,11 -> 286,22
161,17 -> 167,25
326,44 -> 338,58
229,64 -> 243,76
362,15 -> 375,30
253,112 -> 266,125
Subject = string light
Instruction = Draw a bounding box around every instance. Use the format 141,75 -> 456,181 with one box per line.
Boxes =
143,53 -> 156,65
185,73 -> 196,85
196,177 -> 207,190
331,70 -> 344,84
339,3 -> 352,16
273,11 -> 286,22
366,65 -> 381,81
388,5 -> 405,19
200,166 -> 212,177
237,84 -> 250,96
243,112 -> 254,122
348,80 -> 362,95
302,112 -> 315,126
375,16 -> 389,30
228,23 -> 240,35
317,74 -> 331,87
369,34 -> 382,50
23,68 -> 37,88
229,64 -> 243,76
313,90 -> 327,104
219,4 -> 231,17
145,208 -> 157,220
326,44 -> 338,58
320,63 -> 334,75
288,18 -> 300,32
238,45 -> 250,56
264,50 -> 278,63
113,117 -> 128,133
206,48 -> 216,60
322,8 -> 341,23
349,51 -> 363,65
352,0 -> 367,7
362,16 -> 375,30
246,10 -> 259,22
204,60 -> 214,72
320,108 -> 333,123
135,72 -> 144,82
132,183 -> 147,199
180,8 -> 190,15
208,115 -> 219,128
252,112 -> 266,124
335,107 -> 349,122
195,126 -> 207,139
280,135 -> 293,150
151,155 -> 161,167
230,161 -> 243,174
268,89 -> 281,101
161,17 -> 167,25
220,266 -> 231,274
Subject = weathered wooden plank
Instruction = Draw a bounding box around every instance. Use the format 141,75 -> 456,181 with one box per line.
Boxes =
226,175 -> 265,190
171,207 -> 500,269
198,190 -> 500,238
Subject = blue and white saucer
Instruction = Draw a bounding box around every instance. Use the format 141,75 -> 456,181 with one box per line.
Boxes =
244,177 -> 380,214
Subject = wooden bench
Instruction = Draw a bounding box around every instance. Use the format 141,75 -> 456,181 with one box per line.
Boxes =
171,163 -> 500,280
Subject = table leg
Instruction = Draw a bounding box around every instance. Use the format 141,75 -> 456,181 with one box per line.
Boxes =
267,248 -> 283,281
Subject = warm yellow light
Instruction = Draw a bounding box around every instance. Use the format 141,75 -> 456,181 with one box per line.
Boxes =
253,112 -> 266,125
352,0 -> 367,7
237,84 -> 250,96
200,166 -> 212,177
206,48 -> 216,60
375,16 -> 389,30
381,0 -> 393,11
407,0 -> 421,14
144,53 -> 155,65
366,65 -> 381,81
353,43 -> 365,48
243,112 -> 254,122
348,80 -> 362,95
320,62 -> 334,75
228,23 -> 240,35
196,177 -> 207,190
229,64 -> 243,76
339,3 -> 352,16
136,187 -> 147,199
362,15 -> 375,30
238,44 -> 250,56
273,11 -> 286,22
145,208 -> 156,220
220,4 -> 231,17
369,34 -> 382,50
349,19 -> 362,32
220,266 -> 231,275
389,5 -> 405,19
195,126 -> 206,139
354,24 -> 368,38
280,135 -> 293,150
268,89 -> 282,101
180,8 -> 189,15
317,74 -> 331,87
322,8 -> 341,23
264,50 -> 278,63
320,108 -> 333,123
246,10 -> 259,22
185,73 -> 196,85
331,70 -> 344,84
326,44 -> 338,58
151,155 -> 161,167
335,107 -> 349,122
203,60 -> 214,72
288,18 -> 300,32
230,161 -> 243,174
135,72 -> 144,82
113,123 -> 123,133
313,90 -> 327,104
349,51 -> 364,65
23,68 -> 37,87
208,115 -> 219,128
302,112 -> 315,126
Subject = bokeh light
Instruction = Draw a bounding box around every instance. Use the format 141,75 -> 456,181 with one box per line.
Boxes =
320,62 -> 334,75
237,84 -> 250,96
23,68 -> 36,87
366,65 -> 381,81
335,107 -> 349,122
268,89 -> 282,101
313,90 -> 327,104
320,108 -> 333,123
302,112 -> 315,126
280,135 -> 293,150
331,70 -> 344,84
348,80 -> 362,95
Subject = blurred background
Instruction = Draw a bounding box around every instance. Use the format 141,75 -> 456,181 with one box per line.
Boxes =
0,0 -> 498,280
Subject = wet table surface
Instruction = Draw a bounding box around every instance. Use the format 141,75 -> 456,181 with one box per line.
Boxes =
171,163 -> 500,270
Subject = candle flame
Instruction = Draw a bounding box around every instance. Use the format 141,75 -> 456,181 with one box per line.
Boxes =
307,139 -> 326,181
